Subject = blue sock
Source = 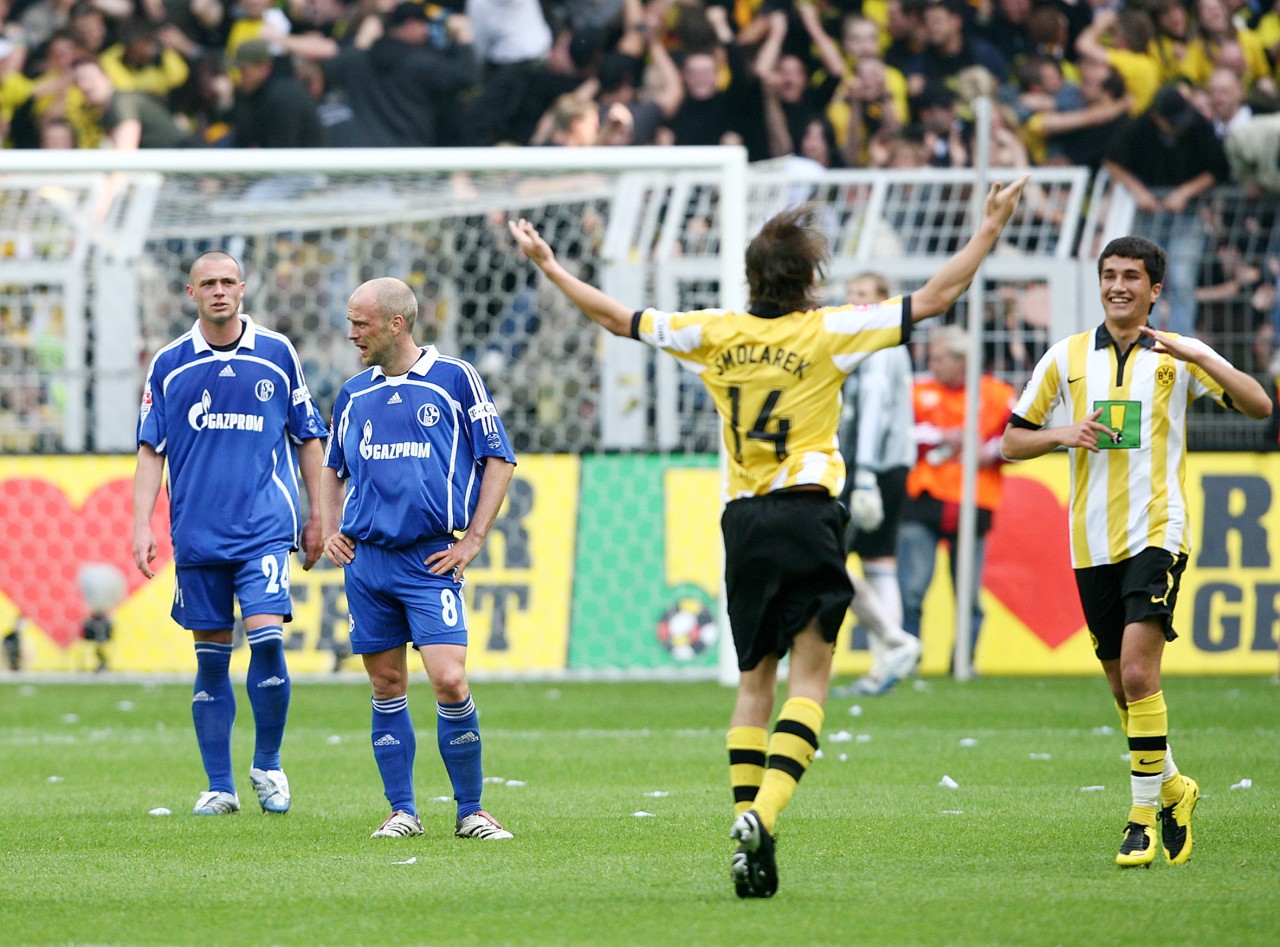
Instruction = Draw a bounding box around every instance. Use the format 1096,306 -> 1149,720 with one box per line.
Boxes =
192,641 -> 236,794
245,626 -> 290,771
437,696 -> 483,820
371,696 -> 417,816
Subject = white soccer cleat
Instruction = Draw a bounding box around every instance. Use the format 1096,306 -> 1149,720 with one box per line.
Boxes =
370,811 -> 424,838
455,810 -> 513,840
880,636 -> 922,687
249,767 -> 291,813
192,791 -> 240,815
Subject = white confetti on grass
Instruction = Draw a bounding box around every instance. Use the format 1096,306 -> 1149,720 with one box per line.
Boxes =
828,730 -> 854,743
116,701 -> 134,712
483,776 -> 504,784
326,735 -> 342,745
1092,725 -> 1114,735
941,810 -> 964,815
391,856 -> 417,865
1029,753 -> 1052,761
848,705 -> 863,717
504,780 -> 526,788
939,775 -> 960,789
47,775 -> 64,783
855,734 -> 871,744
959,738 -> 978,747
1080,785 -> 1106,792
148,807 -> 171,816
1230,778 -> 1253,790
62,713 -> 79,724
632,811 -> 656,818
642,791 -> 669,798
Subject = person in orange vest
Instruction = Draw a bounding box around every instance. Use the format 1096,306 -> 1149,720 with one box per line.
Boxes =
897,324 -> 1014,671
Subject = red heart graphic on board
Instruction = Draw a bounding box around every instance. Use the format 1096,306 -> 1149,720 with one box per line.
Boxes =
984,475 -> 1085,649
0,478 -> 172,648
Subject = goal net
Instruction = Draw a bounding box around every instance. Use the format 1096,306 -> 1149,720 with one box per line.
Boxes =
0,149 -> 1096,679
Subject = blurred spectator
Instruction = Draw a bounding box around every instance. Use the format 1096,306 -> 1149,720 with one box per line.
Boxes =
68,1 -> 110,58
917,0 -> 1007,88
226,39 -> 325,147
1103,83 -> 1231,336
466,0 -> 556,146
1075,7 -> 1160,115
884,0 -> 927,98
38,113 -> 76,146
2,612 -> 24,672
915,80 -> 963,167
1148,0 -> 1210,87
99,17 -> 190,98
1226,111 -> 1280,196
655,5 -> 767,160
1196,0 -> 1270,92
82,609 -> 112,672
1203,65 -> 1252,139
73,56 -> 197,147
1033,58 -> 1129,175
318,3 -> 478,146
18,0 -> 79,51
589,0 -> 682,146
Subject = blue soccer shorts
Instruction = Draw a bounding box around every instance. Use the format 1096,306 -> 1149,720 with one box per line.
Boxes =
172,548 -> 294,631
344,539 -> 470,654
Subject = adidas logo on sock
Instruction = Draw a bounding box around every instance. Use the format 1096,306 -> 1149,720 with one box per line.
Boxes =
192,690 -> 214,702
218,365 -> 236,377
256,676 -> 287,688
373,733 -> 401,746
387,392 -> 403,405
449,731 -> 480,746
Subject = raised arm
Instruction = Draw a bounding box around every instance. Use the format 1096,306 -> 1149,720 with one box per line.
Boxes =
508,218 -> 635,336
910,176 -> 1028,321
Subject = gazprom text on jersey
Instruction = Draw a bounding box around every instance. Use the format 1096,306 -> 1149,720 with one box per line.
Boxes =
715,344 -> 811,377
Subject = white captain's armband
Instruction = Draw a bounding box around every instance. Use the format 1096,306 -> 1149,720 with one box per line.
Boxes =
646,311 -> 672,347
468,401 -> 498,422
291,385 -> 311,406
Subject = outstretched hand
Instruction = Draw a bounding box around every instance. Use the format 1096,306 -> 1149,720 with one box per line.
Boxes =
984,175 -> 1030,229
508,218 -> 556,271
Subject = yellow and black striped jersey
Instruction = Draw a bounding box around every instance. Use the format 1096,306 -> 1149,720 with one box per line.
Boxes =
633,298 -> 911,499
1010,325 -> 1229,568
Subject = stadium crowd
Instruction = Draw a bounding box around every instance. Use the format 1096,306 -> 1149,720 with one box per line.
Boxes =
0,0 -> 1277,166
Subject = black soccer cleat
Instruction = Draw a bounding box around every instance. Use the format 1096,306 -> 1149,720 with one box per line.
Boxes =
730,809 -> 778,897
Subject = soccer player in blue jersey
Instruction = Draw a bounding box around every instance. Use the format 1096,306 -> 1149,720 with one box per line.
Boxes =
132,251 -> 329,817
510,178 -> 1027,897
321,276 -> 518,841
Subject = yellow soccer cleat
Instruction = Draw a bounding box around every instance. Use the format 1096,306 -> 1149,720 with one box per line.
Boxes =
1115,821 -> 1157,868
1159,775 -> 1200,865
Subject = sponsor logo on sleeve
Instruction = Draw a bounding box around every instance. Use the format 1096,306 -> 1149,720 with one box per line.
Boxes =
468,402 -> 498,423
292,385 -> 311,406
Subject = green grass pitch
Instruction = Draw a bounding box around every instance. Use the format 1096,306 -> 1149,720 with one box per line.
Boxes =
1,676 -> 1277,946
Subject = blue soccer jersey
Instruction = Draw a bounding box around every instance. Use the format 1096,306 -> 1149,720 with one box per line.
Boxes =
137,314 -> 329,566
325,346 -> 517,548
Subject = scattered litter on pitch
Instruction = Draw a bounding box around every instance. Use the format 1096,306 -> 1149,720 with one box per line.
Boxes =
643,791 -> 669,798
1092,725 -> 1114,735
117,701 -> 134,712
47,775 -> 63,783
1029,753 -> 1052,760
941,810 -> 964,815
505,780 -> 526,788
430,795 -> 452,802
1079,785 -> 1105,792
148,807 -> 171,816
856,734 -> 871,743
483,776 -> 504,784
326,735 -> 342,745
62,713 -> 78,724
391,856 -> 417,865
848,704 -> 863,717
632,811 -> 656,818
828,730 -> 854,743
1230,778 -> 1253,790
959,738 -> 978,747
838,753 -> 848,762
938,775 -> 960,789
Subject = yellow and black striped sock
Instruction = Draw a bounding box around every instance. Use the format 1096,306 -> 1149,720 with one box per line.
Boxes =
751,697 -> 824,834
727,726 -> 767,818
1127,691 -> 1167,827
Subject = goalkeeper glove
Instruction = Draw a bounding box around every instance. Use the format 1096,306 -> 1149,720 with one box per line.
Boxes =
848,469 -> 884,532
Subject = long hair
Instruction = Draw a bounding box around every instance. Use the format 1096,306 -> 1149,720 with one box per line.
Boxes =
744,205 -> 829,313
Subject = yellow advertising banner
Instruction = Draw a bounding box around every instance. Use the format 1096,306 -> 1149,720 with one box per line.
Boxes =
1,453 -> 1276,676
0,455 -> 576,674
